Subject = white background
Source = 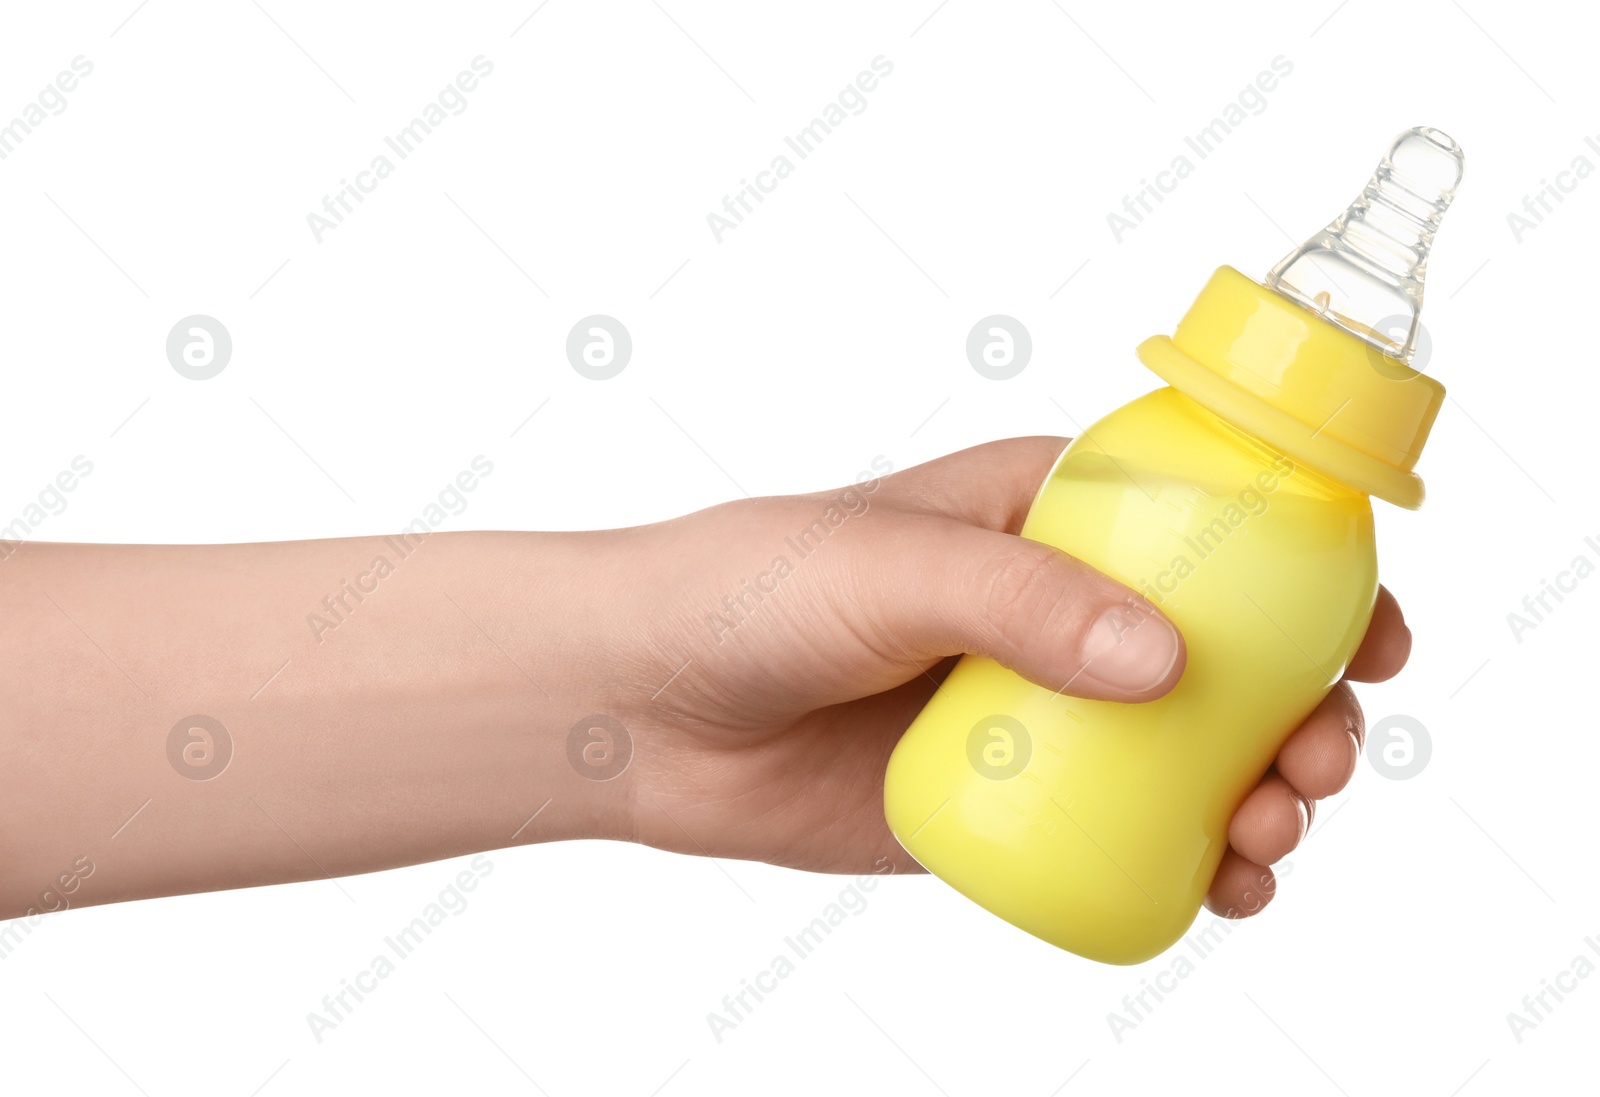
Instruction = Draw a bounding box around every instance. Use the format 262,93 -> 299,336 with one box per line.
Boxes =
0,1 -> 1593,1094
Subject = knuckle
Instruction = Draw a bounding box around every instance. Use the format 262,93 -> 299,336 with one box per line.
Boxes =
979,543 -> 1075,633
1333,679 -> 1365,744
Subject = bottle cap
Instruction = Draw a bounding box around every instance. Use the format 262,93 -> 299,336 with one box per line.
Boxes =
1136,128 -> 1463,509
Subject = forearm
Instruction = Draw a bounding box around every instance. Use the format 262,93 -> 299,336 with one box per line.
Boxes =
0,531 -> 637,918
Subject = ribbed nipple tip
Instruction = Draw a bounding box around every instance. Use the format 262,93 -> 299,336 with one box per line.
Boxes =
1388,126 -> 1465,198
1263,127 -> 1466,364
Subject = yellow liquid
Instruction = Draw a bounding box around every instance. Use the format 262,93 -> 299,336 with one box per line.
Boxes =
883,386 -> 1377,964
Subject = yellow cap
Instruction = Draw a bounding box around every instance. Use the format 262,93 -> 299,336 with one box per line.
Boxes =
1136,266 -> 1445,509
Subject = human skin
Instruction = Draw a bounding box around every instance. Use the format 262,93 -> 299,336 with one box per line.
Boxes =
0,436 -> 1407,922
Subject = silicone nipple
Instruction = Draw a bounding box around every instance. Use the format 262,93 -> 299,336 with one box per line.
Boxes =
1265,126 -> 1465,363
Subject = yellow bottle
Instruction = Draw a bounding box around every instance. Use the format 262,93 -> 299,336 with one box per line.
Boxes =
884,127 -> 1464,964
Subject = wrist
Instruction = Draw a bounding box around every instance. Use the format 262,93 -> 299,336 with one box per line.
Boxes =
441,529 -> 643,849
488,523 -> 713,856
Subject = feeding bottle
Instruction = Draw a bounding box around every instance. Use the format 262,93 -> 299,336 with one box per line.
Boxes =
883,127 -> 1464,964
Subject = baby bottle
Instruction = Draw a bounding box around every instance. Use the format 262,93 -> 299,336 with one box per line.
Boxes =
883,127 -> 1464,964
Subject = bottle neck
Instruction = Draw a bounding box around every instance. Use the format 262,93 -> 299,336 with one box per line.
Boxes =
1197,396 -> 1368,504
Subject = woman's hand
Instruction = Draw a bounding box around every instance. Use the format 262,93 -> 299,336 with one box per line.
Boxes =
603,437 -> 1411,918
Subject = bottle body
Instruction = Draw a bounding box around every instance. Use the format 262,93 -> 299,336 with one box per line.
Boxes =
883,385 -> 1378,964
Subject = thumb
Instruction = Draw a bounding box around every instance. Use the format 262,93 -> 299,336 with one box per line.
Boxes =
871,523 -> 1186,703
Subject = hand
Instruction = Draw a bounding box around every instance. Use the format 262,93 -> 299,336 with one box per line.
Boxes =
603,437 -> 1412,917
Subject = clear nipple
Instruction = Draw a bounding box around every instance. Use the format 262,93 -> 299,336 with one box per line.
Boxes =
1265,126 -> 1465,364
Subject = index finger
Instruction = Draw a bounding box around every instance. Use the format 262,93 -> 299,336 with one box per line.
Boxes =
876,436 -> 1071,533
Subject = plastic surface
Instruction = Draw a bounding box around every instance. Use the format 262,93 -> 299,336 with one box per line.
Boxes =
883,386 -> 1378,963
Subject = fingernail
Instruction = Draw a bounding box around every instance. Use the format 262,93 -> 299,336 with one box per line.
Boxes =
1075,601 -> 1181,696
